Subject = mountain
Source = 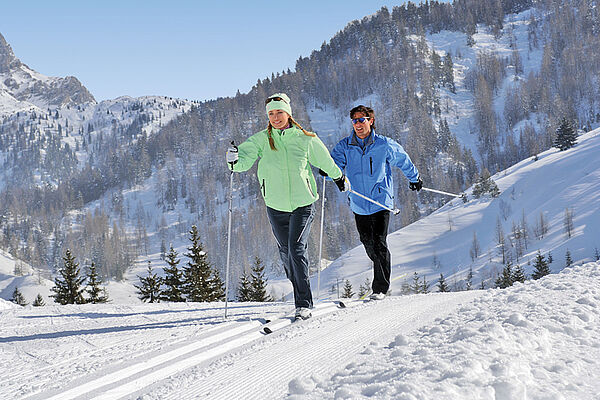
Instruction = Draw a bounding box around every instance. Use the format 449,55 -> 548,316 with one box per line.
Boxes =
0,33 -> 95,110
1,0 -> 599,304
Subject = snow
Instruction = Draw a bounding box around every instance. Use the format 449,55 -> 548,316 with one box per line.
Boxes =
1,263 -> 599,399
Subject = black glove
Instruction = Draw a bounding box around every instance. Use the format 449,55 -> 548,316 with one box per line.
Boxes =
318,169 -> 328,177
333,174 -> 348,192
409,177 -> 423,191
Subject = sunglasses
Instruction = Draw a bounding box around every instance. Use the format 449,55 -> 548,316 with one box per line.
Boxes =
265,96 -> 288,105
351,117 -> 371,124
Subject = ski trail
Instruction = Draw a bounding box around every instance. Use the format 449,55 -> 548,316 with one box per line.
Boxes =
146,291 -> 482,400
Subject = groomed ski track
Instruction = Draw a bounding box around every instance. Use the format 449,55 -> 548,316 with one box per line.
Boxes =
9,292 -> 481,400
139,292 -> 481,399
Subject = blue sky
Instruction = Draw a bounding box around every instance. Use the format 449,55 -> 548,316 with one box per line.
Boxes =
0,1 -> 427,102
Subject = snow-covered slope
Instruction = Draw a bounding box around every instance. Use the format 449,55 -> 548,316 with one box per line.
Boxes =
1,262 -> 598,399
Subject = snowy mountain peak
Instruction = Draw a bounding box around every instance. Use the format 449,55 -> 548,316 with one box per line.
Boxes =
0,32 -> 21,73
0,32 -> 95,111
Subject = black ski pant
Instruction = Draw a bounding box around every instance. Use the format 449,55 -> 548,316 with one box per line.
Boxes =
266,204 -> 315,309
354,210 -> 391,295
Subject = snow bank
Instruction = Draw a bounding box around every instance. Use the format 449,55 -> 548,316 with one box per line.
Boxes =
297,262 -> 600,399
0,298 -> 19,310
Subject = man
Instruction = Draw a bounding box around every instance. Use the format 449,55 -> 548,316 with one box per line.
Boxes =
329,105 -> 422,300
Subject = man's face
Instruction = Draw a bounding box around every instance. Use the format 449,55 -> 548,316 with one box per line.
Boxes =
351,112 -> 373,139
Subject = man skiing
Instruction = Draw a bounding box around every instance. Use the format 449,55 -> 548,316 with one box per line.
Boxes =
328,105 -> 422,300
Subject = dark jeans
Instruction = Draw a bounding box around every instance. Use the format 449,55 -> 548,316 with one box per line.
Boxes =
354,210 -> 391,295
266,204 -> 315,308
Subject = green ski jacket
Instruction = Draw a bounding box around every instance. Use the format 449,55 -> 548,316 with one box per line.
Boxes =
231,126 -> 342,212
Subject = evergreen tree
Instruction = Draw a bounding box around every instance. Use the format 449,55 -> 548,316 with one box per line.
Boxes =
358,278 -> 371,298
183,225 -> 222,302
594,247 -> 600,262
411,272 -> 422,294
237,271 -> 252,301
32,293 -> 46,307
437,273 -> 449,292
547,251 -> 553,264
86,263 -> 109,304
473,169 -> 500,198
495,263 -> 514,289
421,276 -> 430,294
250,256 -> 271,302
466,267 -> 474,290
51,249 -> 86,305
532,251 -> 550,280
161,245 -> 185,302
341,279 -> 355,299
565,249 -> 573,268
134,261 -> 162,303
511,264 -> 527,283
11,286 -> 28,306
554,118 -> 577,151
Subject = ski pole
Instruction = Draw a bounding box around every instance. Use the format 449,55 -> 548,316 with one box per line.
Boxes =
224,141 -> 235,319
421,187 -> 462,198
348,187 -> 401,215
317,175 -> 326,300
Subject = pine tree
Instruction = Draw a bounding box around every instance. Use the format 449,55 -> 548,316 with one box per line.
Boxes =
183,225 -> 222,302
250,256 -> 271,302
411,272 -> 422,294
466,267 -> 474,290
594,247 -> 600,262
554,118 -> 577,151
86,263 -> 109,304
437,273 -> 449,292
237,271 -> 252,301
11,286 -> 28,306
495,263 -> 514,289
161,245 -> 185,302
341,279 -> 355,298
547,251 -> 553,264
358,278 -> 371,298
511,264 -> 527,283
565,249 -> 573,268
532,251 -> 550,280
32,293 -> 46,307
134,261 -> 162,303
51,249 -> 86,305
421,276 -> 430,294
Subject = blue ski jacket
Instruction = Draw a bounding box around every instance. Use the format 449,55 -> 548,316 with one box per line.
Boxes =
331,130 -> 420,215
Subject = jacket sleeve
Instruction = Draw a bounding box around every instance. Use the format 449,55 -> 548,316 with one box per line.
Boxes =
388,139 -> 420,182
330,139 -> 347,172
230,132 -> 263,172
307,136 -> 342,180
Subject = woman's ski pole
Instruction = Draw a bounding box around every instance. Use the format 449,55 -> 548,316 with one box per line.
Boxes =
224,141 -> 235,319
420,187 -> 461,197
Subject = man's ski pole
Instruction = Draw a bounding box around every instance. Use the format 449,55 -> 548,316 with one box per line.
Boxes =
317,175 -> 326,300
348,188 -> 401,215
224,141 -> 235,319
421,187 -> 461,198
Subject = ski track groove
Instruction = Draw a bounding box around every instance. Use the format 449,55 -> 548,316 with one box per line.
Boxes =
21,302 -> 340,400
149,292 -> 482,400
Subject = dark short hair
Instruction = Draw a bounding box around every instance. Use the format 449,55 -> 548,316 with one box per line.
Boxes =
350,105 -> 376,130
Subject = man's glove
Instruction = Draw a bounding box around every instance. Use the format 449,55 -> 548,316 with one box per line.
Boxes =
333,175 -> 349,192
318,169 -> 328,177
409,177 -> 423,191
226,145 -> 239,165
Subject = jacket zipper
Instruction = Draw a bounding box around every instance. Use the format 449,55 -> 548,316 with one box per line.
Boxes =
370,157 -> 373,175
261,179 -> 266,197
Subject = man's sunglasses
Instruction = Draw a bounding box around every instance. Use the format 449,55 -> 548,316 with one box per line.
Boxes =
265,96 -> 288,105
351,117 -> 371,124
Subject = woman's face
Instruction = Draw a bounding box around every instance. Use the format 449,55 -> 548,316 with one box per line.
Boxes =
268,109 -> 290,130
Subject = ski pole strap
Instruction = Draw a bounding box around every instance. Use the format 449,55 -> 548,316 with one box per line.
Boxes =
348,188 -> 401,215
421,187 -> 461,198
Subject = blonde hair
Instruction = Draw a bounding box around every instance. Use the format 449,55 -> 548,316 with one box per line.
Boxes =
266,115 -> 315,150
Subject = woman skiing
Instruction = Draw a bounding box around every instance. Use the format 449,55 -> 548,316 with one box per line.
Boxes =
226,93 -> 347,320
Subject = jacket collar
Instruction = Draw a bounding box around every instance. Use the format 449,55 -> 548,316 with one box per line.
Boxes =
350,129 -> 376,147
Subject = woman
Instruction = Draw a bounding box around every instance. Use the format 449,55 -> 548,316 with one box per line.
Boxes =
226,93 -> 346,320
